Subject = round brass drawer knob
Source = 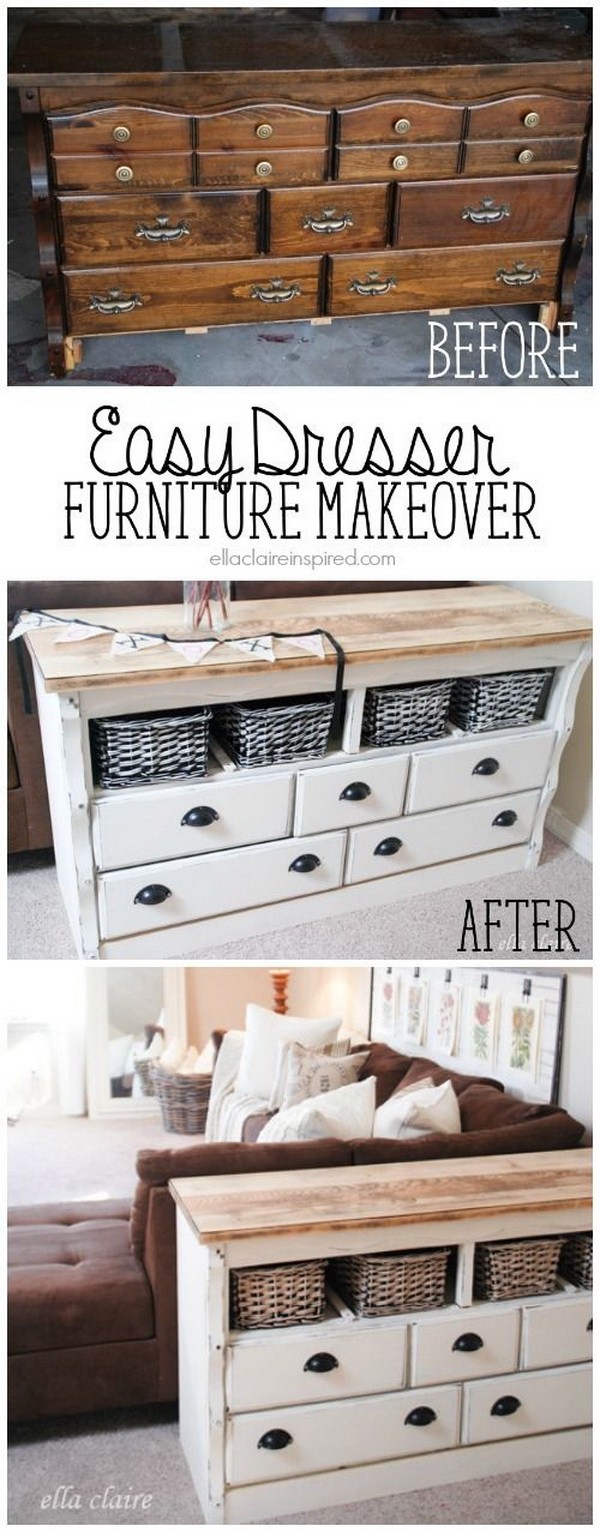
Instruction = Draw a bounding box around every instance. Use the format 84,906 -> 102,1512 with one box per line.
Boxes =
392,154 -> 409,171
256,123 -> 273,139
523,111 -> 540,128
115,164 -> 134,183
112,124 -> 131,143
394,117 -> 411,135
255,160 -> 273,177
517,149 -> 534,165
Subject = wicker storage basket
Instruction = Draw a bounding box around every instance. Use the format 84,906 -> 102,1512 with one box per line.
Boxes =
213,693 -> 335,767
330,1247 -> 451,1317
134,1057 -> 157,1098
449,668 -> 553,733
90,706 -> 212,789
231,1259 -> 328,1329
474,1235 -> 565,1301
559,1232 -> 592,1289
151,1065 -> 212,1134
361,679 -> 452,748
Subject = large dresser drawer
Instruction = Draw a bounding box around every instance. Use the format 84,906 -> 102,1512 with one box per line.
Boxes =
64,257 -> 322,333
195,149 -> 328,187
197,103 -> 329,150
522,1298 -> 593,1371
412,1310 -> 520,1387
345,790 -> 540,884
395,174 -> 577,248
268,183 -> 389,255
464,1364 -> 592,1445
48,104 -> 192,154
330,244 -> 561,316
52,153 -> 193,192
226,1384 -> 460,1485
463,137 -> 583,177
92,772 -> 294,871
227,1326 -> 407,1413
295,754 -> 409,836
58,190 -> 260,265
337,98 -> 463,144
336,143 -> 459,182
467,94 -> 590,140
406,730 -> 555,814
97,830 -> 346,939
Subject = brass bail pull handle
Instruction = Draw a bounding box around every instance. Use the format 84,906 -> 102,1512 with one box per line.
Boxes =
462,198 -> 510,225
88,289 -> 143,314
302,209 -> 354,235
348,271 -> 398,297
250,279 -> 301,304
136,216 -> 190,242
496,262 -> 540,288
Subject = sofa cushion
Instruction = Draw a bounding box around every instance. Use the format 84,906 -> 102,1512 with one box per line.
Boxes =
459,1082 -> 585,1141
355,1042 -> 413,1105
352,1111 -> 585,1165
8,1201 -> 154,1355
399,1056 -> 504,1097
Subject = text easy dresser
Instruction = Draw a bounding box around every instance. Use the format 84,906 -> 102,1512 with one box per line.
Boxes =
22,587 -> 591,960
9,9 -> 592,376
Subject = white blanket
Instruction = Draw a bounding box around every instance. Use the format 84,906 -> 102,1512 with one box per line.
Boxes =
205,1031 -> 270,1142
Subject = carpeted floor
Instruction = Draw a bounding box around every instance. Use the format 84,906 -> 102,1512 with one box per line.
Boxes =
7,831 -> 592,960
8,1112 -> 196,1206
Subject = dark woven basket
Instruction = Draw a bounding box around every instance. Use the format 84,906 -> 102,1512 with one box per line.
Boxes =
90,706 -> 212,789
330,1247 -> 450,1317
449,668 -> 553,733
361,679 -> 452,748
134,1057 -> 157,1098
559,1232 -> 592,1290
474,1235 -> 565,1301
231,1259 -> 328,1329
151,1065 -> 212,1134
213,693 -> 335,767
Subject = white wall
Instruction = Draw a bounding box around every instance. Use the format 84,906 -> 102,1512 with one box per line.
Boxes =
185,965 -> 372,1048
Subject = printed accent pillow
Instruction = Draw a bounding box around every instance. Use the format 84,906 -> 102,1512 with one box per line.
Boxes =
270,1037 -> 353,1111
374,1079 -> 461,1140
258,1075 -> 376,1144
236,1004 -> 341,1102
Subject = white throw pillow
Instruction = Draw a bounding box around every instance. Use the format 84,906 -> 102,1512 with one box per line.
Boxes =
258,1075 -> 376,1144
277,1041 -> 369,1110
374,1079 -> 461,1140
160,1039 -> 186,1072
108,1033 -> 134,1078
236,1004 -> 341,1102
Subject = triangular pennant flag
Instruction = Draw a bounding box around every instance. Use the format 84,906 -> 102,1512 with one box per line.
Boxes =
112,632 -> 165,655
9,611 -> 64,640
282,634 -> 325,659
168,640 -> 218,664
229,636 -> 275,662
54,622 -> 107,643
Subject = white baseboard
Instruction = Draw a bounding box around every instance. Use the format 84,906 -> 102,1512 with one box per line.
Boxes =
547,805 -> 592,863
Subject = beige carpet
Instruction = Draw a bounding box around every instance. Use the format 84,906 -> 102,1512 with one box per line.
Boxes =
7,831 -> 592,959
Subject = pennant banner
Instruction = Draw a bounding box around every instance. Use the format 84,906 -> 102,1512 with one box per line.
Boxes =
168,640 -> 218,665
55,622 -> 107,644
9,611 -> 65,640
282,634 -> 326,659
230,636 -> 275,662
112,632 -> 165,655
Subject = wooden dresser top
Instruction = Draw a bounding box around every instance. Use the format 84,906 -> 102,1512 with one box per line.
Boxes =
24,584 -> 592,694
170,1148 -> 592,1245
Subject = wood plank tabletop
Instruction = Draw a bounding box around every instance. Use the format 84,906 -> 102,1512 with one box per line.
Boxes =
22,586 -> 592,694
170,1149 -> 591,1245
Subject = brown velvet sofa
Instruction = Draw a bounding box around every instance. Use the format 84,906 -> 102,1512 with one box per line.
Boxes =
8,1045 -> 584,1423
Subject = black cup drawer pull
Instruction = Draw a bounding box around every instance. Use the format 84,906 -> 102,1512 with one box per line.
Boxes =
405,1406 -> 437,1427
258,1429 -> 293,1451
493,810 -> 518,827
374,836 -> 403,857
587,1318 -> 592,1332
303,1352 -> 339,1373
181,805 -> 220,828
289,853 -> 321,874
452,1332 -> 484,1353
339,781 -> 372,802
134,883 -> 172,906
491,1395 -> 521,1417
472,757 -> 500,776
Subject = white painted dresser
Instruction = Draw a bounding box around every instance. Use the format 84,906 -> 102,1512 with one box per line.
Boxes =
23,586 -> 591,959
170,1150 -> 592,1524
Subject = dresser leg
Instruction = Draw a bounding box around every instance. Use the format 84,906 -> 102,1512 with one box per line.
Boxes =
63,336 -> 84,372
538,301 -> 560,334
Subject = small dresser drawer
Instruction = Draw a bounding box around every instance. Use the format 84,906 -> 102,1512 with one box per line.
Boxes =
337,99 -> 463,144
464,1363 -> 592,1445
49,105 -> 191,154
336,143 -> 459,182
92,772 -> 294,871
412,1310 -> 520,1387
330,244 -> 561,316
295,755 -> 408,836
227,1326 -> 407,1413
195,148 -> 328,187
97,830 -> 346,939
52,152 -> 193,192
65,256 -> 322,334
226,1384 -> 460,1485
396,174 -> 578,248
463,137 -> 584,177
345,790 -> 539,885
522,1298 -> 593,1371
406,730 -> 555,814
197,103 -> 329,150
467,94 -> 590,140
58,190 -> 260,265
269,183 -> 389,255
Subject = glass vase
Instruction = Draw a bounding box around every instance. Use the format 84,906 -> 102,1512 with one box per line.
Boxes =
183,581 -> 231,632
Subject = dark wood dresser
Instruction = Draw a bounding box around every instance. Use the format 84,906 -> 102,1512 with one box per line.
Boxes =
9,9 -> 592,377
